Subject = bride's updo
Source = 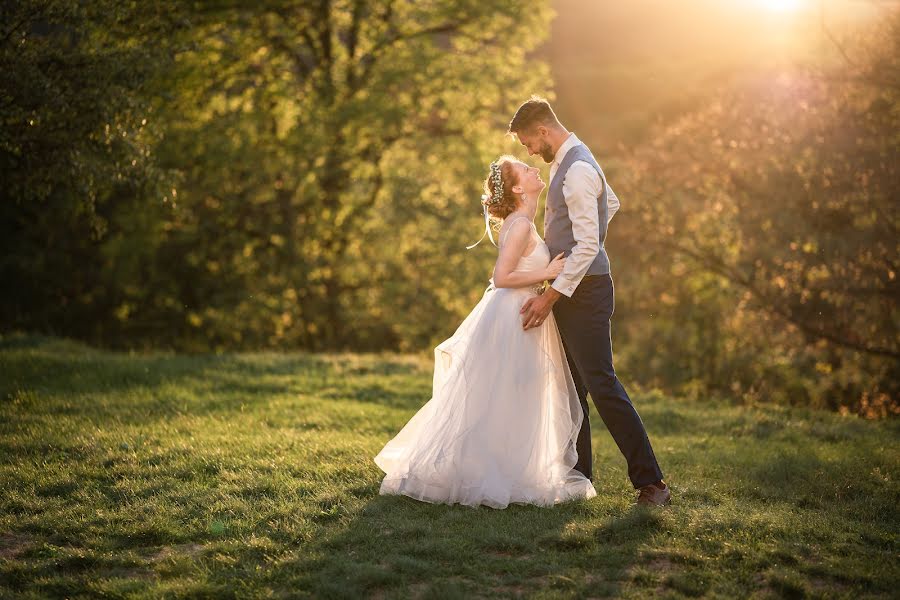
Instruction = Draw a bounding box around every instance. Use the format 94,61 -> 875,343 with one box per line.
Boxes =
482,155 -> 520,220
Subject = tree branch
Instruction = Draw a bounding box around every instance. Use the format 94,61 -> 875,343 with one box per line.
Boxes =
820,0 -> 858,69
353,15 -> 478,91
0,3 -> 45,48
263,14 -> 318,84
657,239 -> 900,359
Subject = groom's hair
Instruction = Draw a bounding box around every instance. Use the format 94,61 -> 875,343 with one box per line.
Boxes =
508,95 -> 560,133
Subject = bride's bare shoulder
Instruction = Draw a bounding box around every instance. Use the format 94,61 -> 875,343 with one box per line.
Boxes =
500,215 -> 533,234
499,215 -> 532,245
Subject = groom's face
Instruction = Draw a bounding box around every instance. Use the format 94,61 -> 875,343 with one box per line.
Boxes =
516,128 -> 555,164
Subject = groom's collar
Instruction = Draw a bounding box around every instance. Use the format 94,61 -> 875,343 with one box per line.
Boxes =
552,133 -> 581,166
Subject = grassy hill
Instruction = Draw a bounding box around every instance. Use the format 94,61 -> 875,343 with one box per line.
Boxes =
0,335 -> 897,598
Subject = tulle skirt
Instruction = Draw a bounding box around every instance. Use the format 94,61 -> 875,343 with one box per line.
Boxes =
375,285 -> 597,509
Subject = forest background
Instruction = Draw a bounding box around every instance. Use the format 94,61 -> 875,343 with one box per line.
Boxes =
2,0 -> 897,416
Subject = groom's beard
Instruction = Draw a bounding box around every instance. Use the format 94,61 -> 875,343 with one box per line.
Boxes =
539,142 -> 554,163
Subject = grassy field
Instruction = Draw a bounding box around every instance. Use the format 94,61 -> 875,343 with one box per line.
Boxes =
0,335 -> 897,599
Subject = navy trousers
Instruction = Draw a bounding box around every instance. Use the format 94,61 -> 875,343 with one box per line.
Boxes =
552,274 -> 663,489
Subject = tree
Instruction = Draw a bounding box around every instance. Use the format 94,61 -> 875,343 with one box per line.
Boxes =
147,0 -> 552,350
0,0 -> 181,341
616,13 -> 899,415
1,1 -> 553,351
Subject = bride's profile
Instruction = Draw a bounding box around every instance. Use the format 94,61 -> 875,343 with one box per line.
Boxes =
374,156 -> 596,509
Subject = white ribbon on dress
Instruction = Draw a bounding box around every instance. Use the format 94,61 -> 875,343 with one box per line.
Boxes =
466,196 -> 498,250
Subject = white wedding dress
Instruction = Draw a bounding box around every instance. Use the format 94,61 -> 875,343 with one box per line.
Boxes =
375,218 -> 597,509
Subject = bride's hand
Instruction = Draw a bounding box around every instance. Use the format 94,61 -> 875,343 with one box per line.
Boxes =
545,252 -> 566,279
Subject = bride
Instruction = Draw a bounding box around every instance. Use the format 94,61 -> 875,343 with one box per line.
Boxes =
374,156 -> 597,509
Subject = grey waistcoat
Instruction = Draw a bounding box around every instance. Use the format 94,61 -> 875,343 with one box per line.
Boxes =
544,143 -> 611,276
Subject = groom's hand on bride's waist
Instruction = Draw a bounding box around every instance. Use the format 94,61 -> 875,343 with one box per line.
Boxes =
521,287 -> 562,330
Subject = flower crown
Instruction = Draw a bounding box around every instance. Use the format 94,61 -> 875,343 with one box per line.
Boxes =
481,161 -> 504,205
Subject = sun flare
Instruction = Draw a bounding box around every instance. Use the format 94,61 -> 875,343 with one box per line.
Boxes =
759,0 -> 803,12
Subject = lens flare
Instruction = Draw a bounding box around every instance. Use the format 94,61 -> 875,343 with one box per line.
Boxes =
761,0 -> 803,12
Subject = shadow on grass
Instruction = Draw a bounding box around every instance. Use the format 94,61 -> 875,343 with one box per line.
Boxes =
4,335 -> 896,597
269,490 -> 666,599
0,334 -> 334,419
0,334 -> 433,422
738,443 -> 899,526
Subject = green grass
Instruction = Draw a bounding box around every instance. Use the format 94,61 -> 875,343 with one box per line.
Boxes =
0,334 -> 897,599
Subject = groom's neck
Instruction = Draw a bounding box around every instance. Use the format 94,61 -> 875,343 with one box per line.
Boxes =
548,125 -> 571,157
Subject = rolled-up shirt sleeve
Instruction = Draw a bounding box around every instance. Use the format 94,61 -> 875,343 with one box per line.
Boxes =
551,161 -> 602,297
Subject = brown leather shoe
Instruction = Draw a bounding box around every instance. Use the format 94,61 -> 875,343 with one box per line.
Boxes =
636,482 -> 671,506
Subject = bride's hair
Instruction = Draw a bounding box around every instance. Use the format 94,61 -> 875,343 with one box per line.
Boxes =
482,155 -> 520,221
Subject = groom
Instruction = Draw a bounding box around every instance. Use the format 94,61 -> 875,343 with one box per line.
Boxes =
511,96 -> 670,506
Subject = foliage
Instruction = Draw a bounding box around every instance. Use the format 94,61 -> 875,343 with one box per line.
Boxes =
1,1 -> 550,352
1,335 -> 898,597
1,2 -> 896,415
614,14 -> 900,416
134,0 -> 552,352
0,0 -> 181,342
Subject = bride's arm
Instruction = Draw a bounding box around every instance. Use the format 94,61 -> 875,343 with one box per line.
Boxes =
492,221 -> 564,289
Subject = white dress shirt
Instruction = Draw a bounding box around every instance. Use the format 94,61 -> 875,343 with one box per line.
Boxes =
546,133 -> 620,297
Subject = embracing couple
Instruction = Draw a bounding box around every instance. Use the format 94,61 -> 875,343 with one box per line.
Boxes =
375,97 -> 670,508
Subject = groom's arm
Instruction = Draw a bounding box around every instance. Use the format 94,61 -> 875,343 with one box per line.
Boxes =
550,161 -> 603,297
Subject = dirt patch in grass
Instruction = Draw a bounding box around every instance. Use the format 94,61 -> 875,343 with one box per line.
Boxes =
489,584 -> 529,597
626,555 -> 677,595
750,572 -> 778,597
634,555 -> 675,573
0,532 -> 34,559
489,576 -> 550,598
652,557 -> 674,573
808,576 -> 850,594
146,542 -> 205,562
487,550 -> 532,560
